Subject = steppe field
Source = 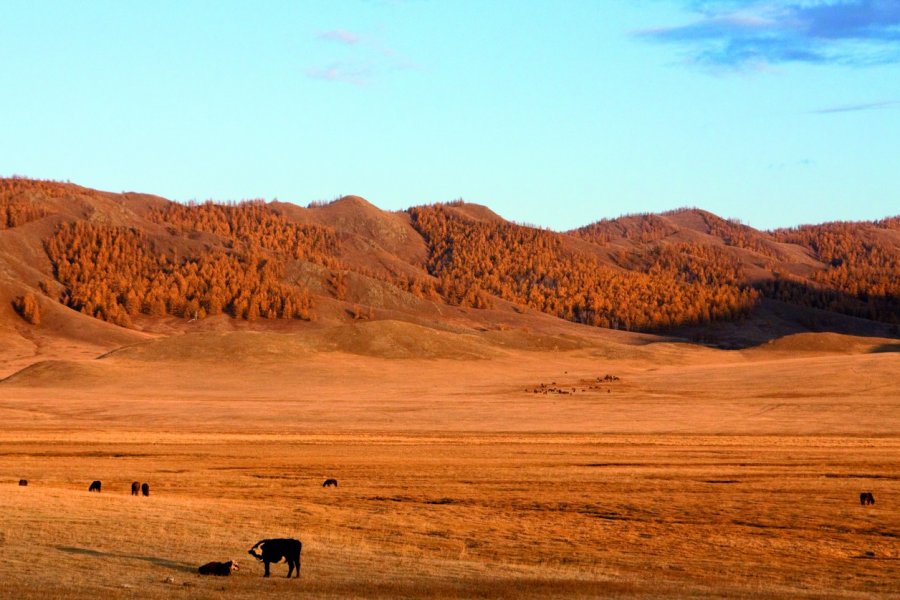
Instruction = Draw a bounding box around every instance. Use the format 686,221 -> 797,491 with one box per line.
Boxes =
1,325 -> 898,598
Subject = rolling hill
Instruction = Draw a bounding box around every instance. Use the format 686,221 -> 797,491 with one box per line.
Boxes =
1,176 -> 897,375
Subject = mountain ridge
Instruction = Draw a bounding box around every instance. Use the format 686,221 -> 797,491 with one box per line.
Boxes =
1,177 -> 897,373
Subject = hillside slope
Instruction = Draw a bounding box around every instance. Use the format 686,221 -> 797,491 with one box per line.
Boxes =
1,177 -> 897,369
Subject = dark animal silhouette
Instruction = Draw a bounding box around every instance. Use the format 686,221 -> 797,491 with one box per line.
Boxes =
19,479 -> 28,486
248,538 -> 302,578
131,481 -> 140,496
88,480 -> 101,493
141,482 -> 149,497
198,560 -> 239,576
860,492 -> 875,505
323,478 -> 338,488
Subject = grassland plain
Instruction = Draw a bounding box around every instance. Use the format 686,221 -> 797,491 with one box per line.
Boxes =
0,333 -> 898,598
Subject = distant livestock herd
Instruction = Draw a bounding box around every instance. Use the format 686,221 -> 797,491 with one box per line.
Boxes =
13,477 -> 339,578
11,477 -> 879,579
527,374 -> 622,395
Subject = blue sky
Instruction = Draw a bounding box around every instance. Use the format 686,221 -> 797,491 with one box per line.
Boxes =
1,1 -> 897,230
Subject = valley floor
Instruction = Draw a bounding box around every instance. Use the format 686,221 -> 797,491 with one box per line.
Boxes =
0,341 -> 898,598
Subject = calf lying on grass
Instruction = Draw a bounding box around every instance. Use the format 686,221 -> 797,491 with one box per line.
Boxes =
198,560 -> 239,576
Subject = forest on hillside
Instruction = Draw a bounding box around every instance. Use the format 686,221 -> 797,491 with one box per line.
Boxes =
41,199 -> 437,325
768,220 -> 899,322
0,179 -> 49,229
408,204 -> 758,331
574,208 -> 781,258
571,208 -> 899,325
46,221 -> 314,325
1,178 -> 897,332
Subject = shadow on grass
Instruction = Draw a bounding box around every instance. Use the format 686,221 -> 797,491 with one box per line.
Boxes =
301,576 -> 644,599
658,296 -> 900,350
55,545 -> 195,573
870,343 -> 900,353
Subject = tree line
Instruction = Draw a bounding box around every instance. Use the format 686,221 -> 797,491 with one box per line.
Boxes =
0,180 -> 49,228
6,176 -> 895,330
408,204 -> 758,331
45,221 -> 313,325
768,220 -> 899,323
574,208 -> 899,325
40,200 -> 444,326
147,200 -> 343,268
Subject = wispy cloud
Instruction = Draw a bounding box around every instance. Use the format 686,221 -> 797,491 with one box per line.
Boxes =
318,29 -> 361,46
307,28 -> 417,85
305,62 -> 374,86
811,99 -> 900,113
638,1 -> 900,69
768,158 -> 815,170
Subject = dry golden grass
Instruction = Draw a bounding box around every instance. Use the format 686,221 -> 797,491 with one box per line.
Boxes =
0,330 -> 898,598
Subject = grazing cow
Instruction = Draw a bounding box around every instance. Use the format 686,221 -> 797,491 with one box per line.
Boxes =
198,560 -> 239,576
19,479 -> 28,486
88,480 -> 101,493
323,479 -> 338,488
141,482 -> 150,497
248,538 -> 302,578
860,492 -> 875,506
131,481 -> 140,496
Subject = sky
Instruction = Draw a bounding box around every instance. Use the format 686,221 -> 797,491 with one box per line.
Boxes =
1,0 -> 898,231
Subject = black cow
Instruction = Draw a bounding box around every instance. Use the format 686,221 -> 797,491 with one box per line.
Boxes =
323,479 -> 338,488
131,481 -> 140,496
198,560 -> 239,576
141,482 -> 150,497
860,492 -> 875,506
18,479 -> 28,487
248,538 -> 302,578
88,480 -> 101,493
